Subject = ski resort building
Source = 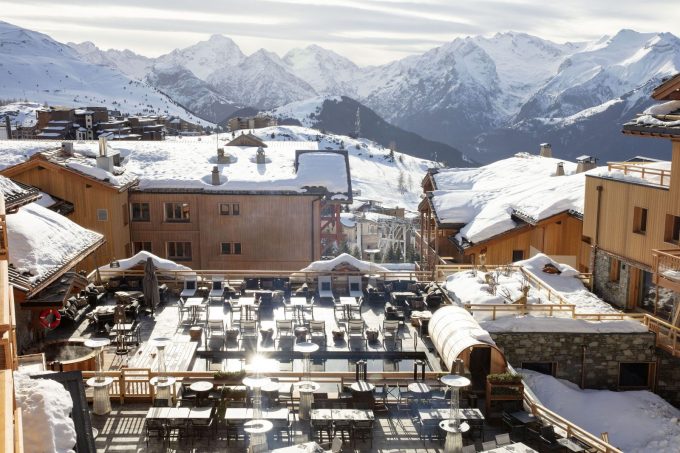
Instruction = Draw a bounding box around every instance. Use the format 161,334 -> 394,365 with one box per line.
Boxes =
419,148 -> 594,271
0,136 -> 352,271
583,75 -> 680,321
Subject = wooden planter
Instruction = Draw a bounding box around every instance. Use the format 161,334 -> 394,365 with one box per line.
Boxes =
485,378 -> 524,416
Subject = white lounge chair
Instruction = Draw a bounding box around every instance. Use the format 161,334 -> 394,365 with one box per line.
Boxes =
348,276 -> 363,298
180,274 -> 198,300
318,276 -> 334,301
209,276 -> 225,302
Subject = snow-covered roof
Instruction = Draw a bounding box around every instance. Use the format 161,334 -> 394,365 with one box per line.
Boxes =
0,175 -> 40,210
300,253 -> 390,273
98,250 -> 191,273
0,137 -> 352,198
428,153 -> 590,244
623,100 -> 680,138
7,202 -> 104,287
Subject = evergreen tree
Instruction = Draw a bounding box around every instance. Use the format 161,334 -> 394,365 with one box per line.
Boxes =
351,246 -> 361,259
338,240 -> 351,255
397,171 -> 407,194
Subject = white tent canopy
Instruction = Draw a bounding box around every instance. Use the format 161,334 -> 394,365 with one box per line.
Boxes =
98,251 -> 191,274
299,253 -> 390,273
429,305 -> 500,371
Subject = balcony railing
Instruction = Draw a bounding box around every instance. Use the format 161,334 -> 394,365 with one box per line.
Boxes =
652,248 -> 680,286
606,162 -> 671,187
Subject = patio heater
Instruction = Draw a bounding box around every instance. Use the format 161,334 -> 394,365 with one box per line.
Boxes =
150,337 -> 174,405
295,342 -> 319,420
440,374 -> 471,453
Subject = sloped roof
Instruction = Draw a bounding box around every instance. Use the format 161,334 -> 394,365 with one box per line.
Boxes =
0,176 -> 40,212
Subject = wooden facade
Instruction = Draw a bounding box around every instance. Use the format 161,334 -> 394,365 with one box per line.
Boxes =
129,191 -> 322,271
1,156 -> 132,269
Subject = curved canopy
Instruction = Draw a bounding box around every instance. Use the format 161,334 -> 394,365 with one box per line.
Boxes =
429,305 -> 503,371
299,253 -> 390,273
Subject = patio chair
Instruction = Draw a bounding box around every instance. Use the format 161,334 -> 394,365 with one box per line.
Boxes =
207,319 -> 225,349
180,274 -> 198,300
317,276 -> 334,301
461,445 -> 476,453
349,299 -> 362,319
166,418 -> 189,443
225,419 -> 245,445
209,276 -> 225,302
333,298 -> 346,322
194,302 -> 208,324
495,433 -> 511,446
381,320 -> 401,350
333,419 -> 353,443
145,419 -> 165,446
282,298 -> 296,319
347,319 -> 366,350
348,276 -> 363,298
481,440 -> 498,450
229,298 -> 242,325
311,418 -> 333,443
352,419 -> 373,448
276,319 -> 293,337
190,408 -> 216,446
309,320 -> 327,348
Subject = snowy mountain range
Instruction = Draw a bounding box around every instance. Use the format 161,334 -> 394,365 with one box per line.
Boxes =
0,22 -> 210,127
3,20 -> 679,163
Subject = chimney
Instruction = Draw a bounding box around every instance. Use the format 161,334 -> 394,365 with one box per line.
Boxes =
61,142 -> 74,156
539,143 -> 552,157
217,147 -> 230,164
576,155 -> 597,173
555,162 -> 565,176
211,166 -> 221,185
96,136 -> 114,172
256,146 -> 266,164
4,116 -> 11,139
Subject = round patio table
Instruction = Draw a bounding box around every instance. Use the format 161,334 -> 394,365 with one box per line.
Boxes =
439,419 -> 470,453
86,377 -> 113,415
189,380 -> 213,405
244,419 -> 273,453
150,376 -> 176,406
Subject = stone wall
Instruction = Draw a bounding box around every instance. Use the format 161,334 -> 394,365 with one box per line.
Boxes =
655,349 -> 680,407
491,331 -> 656,390
592,249 -> 630,309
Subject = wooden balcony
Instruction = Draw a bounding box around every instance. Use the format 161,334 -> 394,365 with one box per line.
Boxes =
652,249 -> 680,292
606,162 -> 671,187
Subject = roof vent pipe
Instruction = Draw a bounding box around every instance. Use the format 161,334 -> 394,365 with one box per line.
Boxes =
211,166 -> 221,185
96,136 -> 114,172
576,155 -> 598,173
539,143 -> 552,158
555,162 -> 565,176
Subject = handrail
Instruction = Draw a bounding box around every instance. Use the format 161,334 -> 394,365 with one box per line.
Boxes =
519,267 -> 571,305
606,162 -> 671,187
652,248 -> 680,284
465,303 -> 576,320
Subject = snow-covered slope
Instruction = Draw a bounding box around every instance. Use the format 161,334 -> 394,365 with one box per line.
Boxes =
0,21 -> 210,126
283,45 -> 360,96
68,41 -> 153,80
155,34 -> 245,80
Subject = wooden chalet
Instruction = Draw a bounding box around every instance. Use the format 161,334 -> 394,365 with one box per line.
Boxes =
419,160 -> 590,271
225,132 -> 268,147
583,73 -> 680,320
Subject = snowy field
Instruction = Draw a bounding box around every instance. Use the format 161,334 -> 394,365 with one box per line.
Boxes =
521,370 -> 680,453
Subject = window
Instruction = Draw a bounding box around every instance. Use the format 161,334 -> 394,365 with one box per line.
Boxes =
665,214 -> 680,244
167,241 -> 192,260
512,250 -> 524,262
131,203 -> 150,222
219,203 -> 240,216
520,362 -> 556,376
221,242 -> 242,255
618,362 -> 651,388
633,207 -> 648,234
133,241 -> 152,254
96,208 -> 108,221
609,257 -> 621,283
164,202 -> 190,222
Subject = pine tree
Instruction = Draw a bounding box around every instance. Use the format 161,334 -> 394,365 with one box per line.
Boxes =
338,240 -> 351,255
351,246 -> 361,259
354,107 -> 361,138
397,171 -> 407,194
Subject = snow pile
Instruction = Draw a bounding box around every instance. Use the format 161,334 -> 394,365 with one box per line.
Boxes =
430,153 -> 589,244
6,202 -> 103,283
300,253 -> 390,273
520,370 -> 680,453
445,254 -> 619,315
481,316 -> 647,333
98,250 -> 191,273
14,372 -> 77,453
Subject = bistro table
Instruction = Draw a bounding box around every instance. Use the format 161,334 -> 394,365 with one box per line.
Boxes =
418,407 -> 485,422
244,419 -> 273,453
295,380 -> 320,420
338,297 -> 358,320
86,377 -> 113,415
481,442 -> 538,452
289,297 -> 310,322
150,376 -> 176,406
184,297 -> 206,323
189,380 -> 213,406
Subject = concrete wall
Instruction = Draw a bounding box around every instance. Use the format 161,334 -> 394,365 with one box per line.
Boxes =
491,331 -> 656,390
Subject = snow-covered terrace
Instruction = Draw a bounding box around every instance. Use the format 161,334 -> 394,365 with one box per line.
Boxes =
429,153 -> 590,245
0,138 -> 352,199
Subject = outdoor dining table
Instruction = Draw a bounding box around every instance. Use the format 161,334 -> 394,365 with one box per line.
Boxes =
184,297 -> 206,322
145,406 -> 212,420
338,297 -> 358,319
418,407 -> 485,421
481,442 -> 538,452
223,407 -> 290,421
310,408 -> 375,421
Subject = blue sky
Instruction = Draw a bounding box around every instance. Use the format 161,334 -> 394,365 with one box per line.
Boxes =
1,0 -> 677,65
